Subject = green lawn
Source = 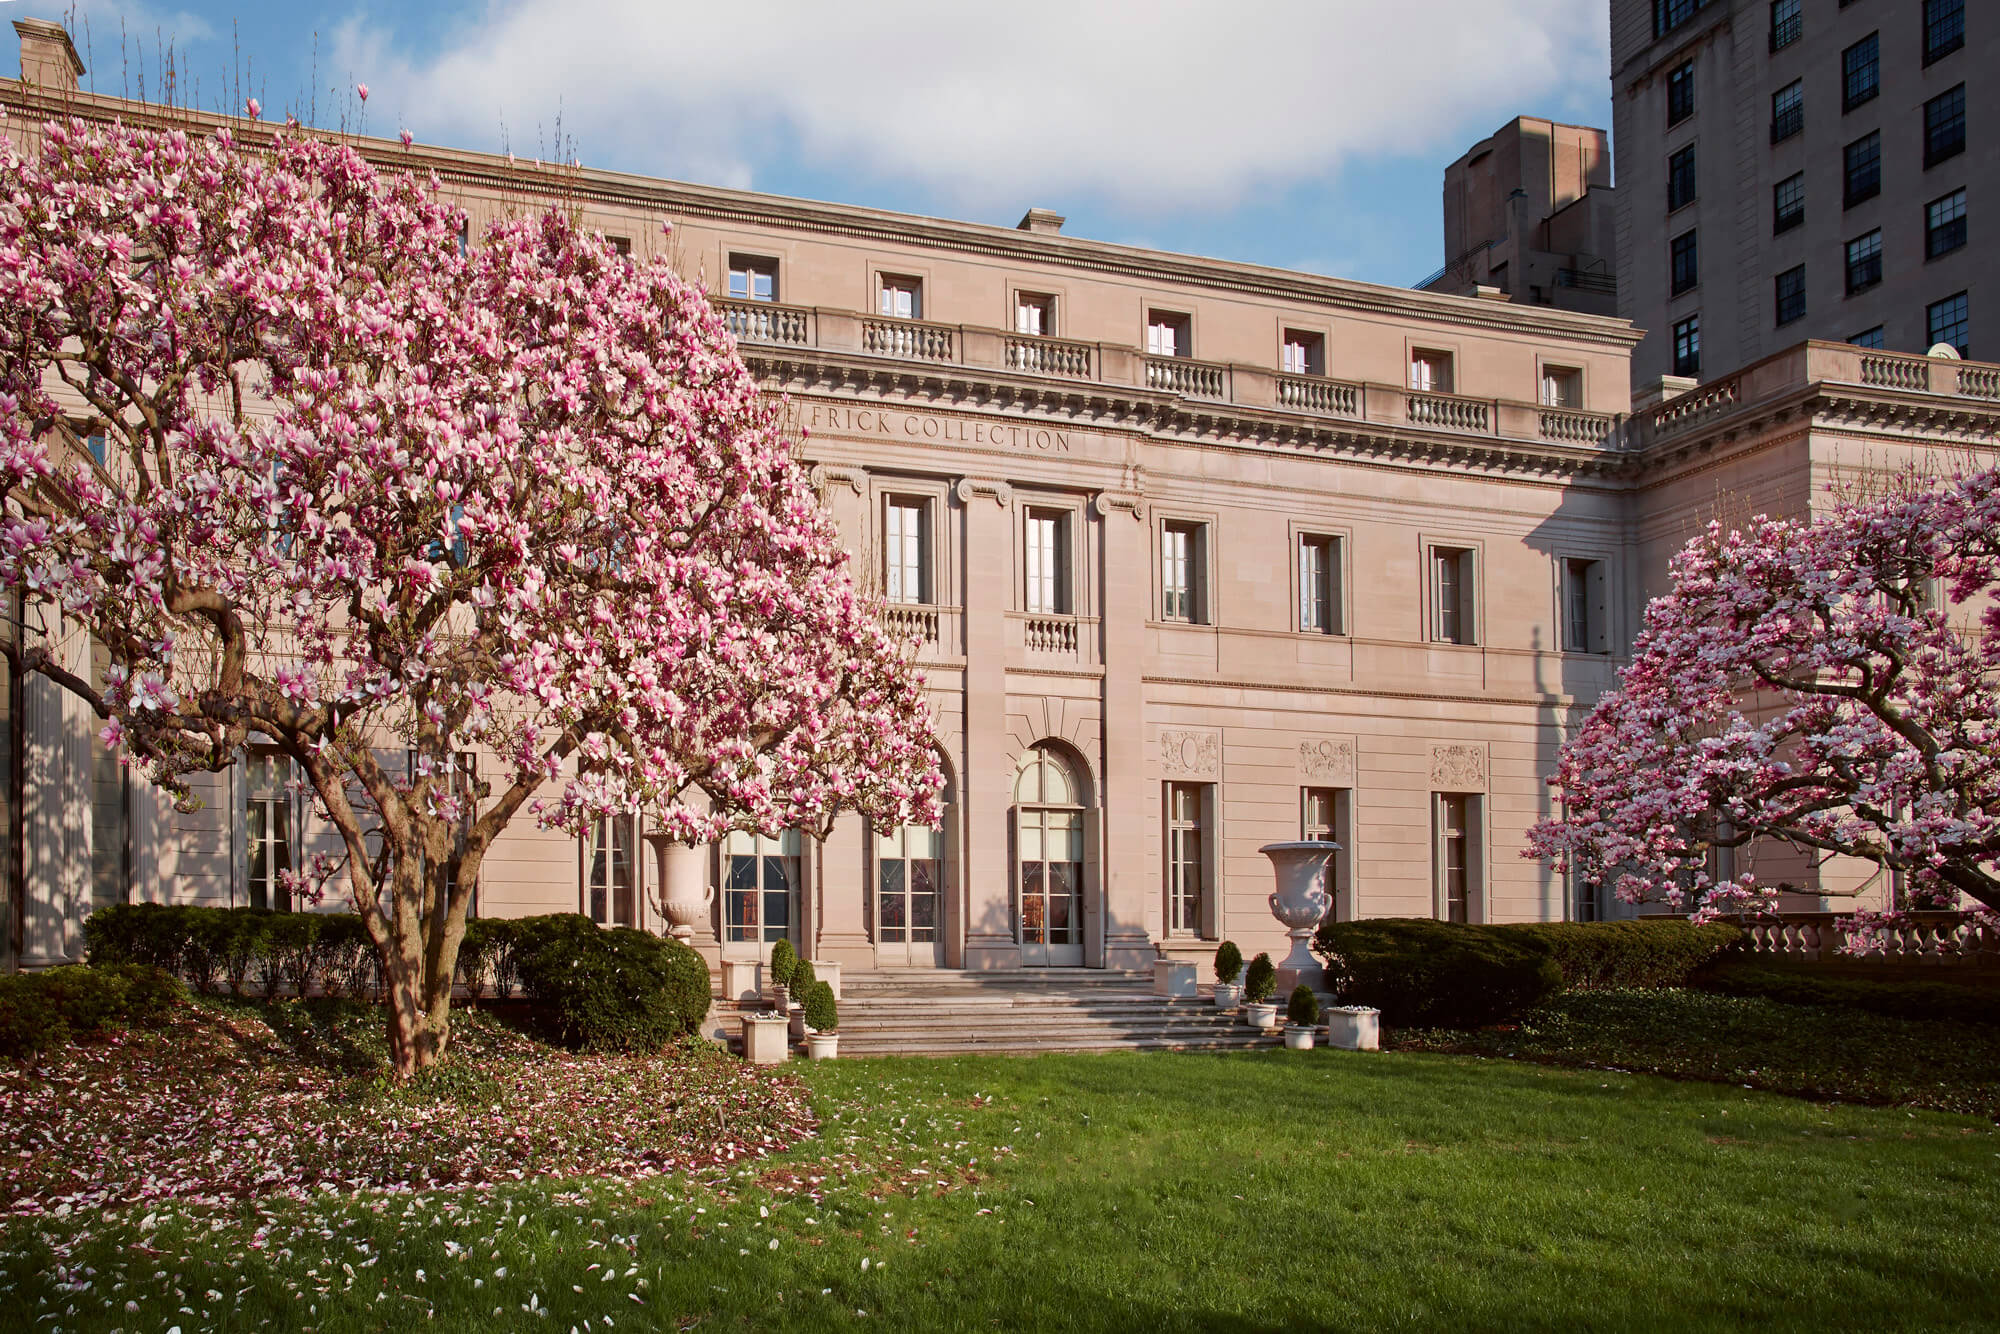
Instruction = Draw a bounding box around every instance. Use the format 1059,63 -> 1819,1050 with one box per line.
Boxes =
7,1042 -> 1999,1332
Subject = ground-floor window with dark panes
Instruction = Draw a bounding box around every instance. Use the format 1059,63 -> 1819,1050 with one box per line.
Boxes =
874,821 -> 940,947
583,812 -> 638,927
723,828 -> 800,944
245,750 -> 295,912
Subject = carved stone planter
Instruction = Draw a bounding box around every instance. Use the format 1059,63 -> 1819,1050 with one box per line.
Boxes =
1153,959 -> 1198,998
1283,1024 -> 1316,1051
740,1013 -> 791,1065
1259,841 -> 1339,994
719,959 -> 760,1004
1325,1006 -> 1381,1052
1244,1001 -> 1279,1031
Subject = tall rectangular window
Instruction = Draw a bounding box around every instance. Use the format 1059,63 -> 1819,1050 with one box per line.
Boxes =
1298,534 -> 1343,635
584,813 -> 637,928
1773,172 -> 1805,233
1670,229 -> 1699,296
1844,132 -> 1881,207
1775,264 -> 1808,325
1433,794 -> 1479,924
1769,0 -> 1801,51
727,254 -> 777,302
1672,314 -> 1702,377
879,275 -> 922,320
1281,329 -> 1324,375
1024,508 -> 1069,614
1849,325 -> 1886,349
1160,520 -> 1206,624
1146,311 -> 1190,357
884,497 -> 928,604
1924,0 -> 1965,65
245,750 -> 294,913
1015,292 -> 1055,336
1302,786 -> 1350,916
1927,188 -> 1968,259
1843,34 -> 1880,112
1165,783 -> 1208,936
723,829 -> 800,944
1430,546 -> 1476,646
1770,80 -> 1803,143
1667,145 -> 1698,211
1928,291 -> 1970,357
1667,60 -> 1695,127
1561,558 -> 1607,654
1541,365 -> 1583,409
1925,85 -> 1966,168
1845,230 -> 1883,295
1409,349 -> 1453,393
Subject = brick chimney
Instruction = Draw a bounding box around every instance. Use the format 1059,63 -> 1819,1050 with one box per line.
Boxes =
15,18 -> 85,93
1016,208 -> 1065,235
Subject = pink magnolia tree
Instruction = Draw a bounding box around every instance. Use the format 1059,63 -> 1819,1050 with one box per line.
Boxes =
0,118 -> 941,1074
1529,468 -> 2000,933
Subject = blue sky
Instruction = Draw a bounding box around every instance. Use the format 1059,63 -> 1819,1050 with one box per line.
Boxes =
18,1 -> 1614,290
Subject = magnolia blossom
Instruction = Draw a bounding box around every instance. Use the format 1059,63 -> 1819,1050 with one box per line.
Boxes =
1529,469 -> 2000,942
0,118 -> 942,1072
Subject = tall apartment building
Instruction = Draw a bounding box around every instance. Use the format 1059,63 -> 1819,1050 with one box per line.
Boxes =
1420,117 -> 1620,321
1612,0 -> 1988,389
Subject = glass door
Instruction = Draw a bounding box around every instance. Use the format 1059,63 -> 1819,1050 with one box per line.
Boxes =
1018,806 -> 1083,967
722,829 -> 801,960
874,822 -> 944,967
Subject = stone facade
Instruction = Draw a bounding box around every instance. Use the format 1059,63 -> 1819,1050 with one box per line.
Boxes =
4,21 -> 1998,975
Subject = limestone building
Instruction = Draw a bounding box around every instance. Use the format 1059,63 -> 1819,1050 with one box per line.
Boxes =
4,19 -> 1997,973
1612,0 -> 1990,388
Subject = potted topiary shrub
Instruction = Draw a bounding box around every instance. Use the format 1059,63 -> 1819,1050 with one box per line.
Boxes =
1242,952 -> 1279,1030
1284,983 -> 1319,1050
1212,940 -> 1244,1009
788,958 -> 817,1041
803,980 -> 839,1060
766,939 -> 797,1011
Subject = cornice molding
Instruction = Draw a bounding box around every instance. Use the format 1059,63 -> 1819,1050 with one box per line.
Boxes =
954,478 -> 1012,507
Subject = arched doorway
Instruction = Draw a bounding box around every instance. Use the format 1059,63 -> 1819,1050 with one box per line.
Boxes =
1012,744 -> 1089,967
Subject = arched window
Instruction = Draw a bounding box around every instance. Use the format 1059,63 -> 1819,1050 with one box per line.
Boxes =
1014,745 -> 1086,966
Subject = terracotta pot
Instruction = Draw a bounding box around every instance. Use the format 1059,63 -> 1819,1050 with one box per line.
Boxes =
1213,982 -> 1243,1009
1244,1001 -> 1279,1031
807,1032 -> 839,1061
1283,1024 -> 1316,1051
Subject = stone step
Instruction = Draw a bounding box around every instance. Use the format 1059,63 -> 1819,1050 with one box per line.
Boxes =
835,1033 -> 1284,1056
837,1009 -> 1251,1030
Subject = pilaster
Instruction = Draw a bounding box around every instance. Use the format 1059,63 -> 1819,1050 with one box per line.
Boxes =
959,478 -> 1020,969
1096,489 -> 1156,969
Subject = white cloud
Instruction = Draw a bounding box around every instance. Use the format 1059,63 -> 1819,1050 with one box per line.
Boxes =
334,0 -> 1608,212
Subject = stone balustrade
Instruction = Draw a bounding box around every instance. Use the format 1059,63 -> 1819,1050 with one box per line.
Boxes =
1275,374 -> 1361,418
862,316 -> 956,362
1726,911 -> 2000,964
1407,392 -> 1491,433
1020,613 -> 1080,655
1006,334 -> 1094,379
1145,356 -> 1229,400
717,298 -> 813,347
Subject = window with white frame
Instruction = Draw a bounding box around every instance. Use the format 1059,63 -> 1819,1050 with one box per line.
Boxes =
1298,534 -> 1343,635
883,496 -> 929,604
1023,508 -> 1070,614
1281,329 -> 1324,376
723,828 -> 801,944
727,254 -> 777,302
1301,785 -> 1351,918
1160,520 -> 1206,624
245,749 -> 295,912
879,274 -> 922,320
1015,292 -> 1055,336
1562,557 -> 1609,654
1433,793 -> 1480,923
1409,349 -> 1453,393
1540,365 -> 1583,408
1165,782 -> 1208,936
1429,545 -> 1476,645
1146,310 -> 1190,358
583,812 -> 638,927
874,821 -> 941,945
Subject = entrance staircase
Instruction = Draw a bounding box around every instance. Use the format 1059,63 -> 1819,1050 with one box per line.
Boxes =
822,969 -> 1285,1057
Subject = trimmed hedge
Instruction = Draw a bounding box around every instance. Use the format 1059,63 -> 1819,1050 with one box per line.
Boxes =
1698,960 -> 2000,1027
85,904 -> 378,998
1315,918 -> 1563,1028
1489,920 -> 1743,990
768,939 -> 798,988
507,914 -> 712,1053
0,963 -> 184,1061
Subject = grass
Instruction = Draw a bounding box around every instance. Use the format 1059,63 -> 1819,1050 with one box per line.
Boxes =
1395,987 -> 2000,1119
5,1004 -> 2000,1332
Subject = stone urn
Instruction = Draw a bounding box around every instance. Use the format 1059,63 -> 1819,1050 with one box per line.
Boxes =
646,831 -> 713,944
1259,840 -> 1338,994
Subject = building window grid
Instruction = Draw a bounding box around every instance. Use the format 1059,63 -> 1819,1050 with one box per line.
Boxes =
1024,508 -> 1068,615
1769,0 -> 1801,52
723,829 -> 800,944
1655,0 -> 1705,39
1773,173 -> 1805,234
1673,314 -> 1702,378
1929,292 -> 1970,357
874,821 -> 940,945
1844,133 -> 1881,208
1409,350 -> 1453,393
1298,534 -> 1342,635
584,813 -> 638,928
1845,230 -> 1883,295
245,750 -> 295,914
1925,86 -> 1966,169
1927,188 -> 1968,259
1165,782 -> 1206,937
1146,312 -> 1189,358
1430,546 -> 1476,646
1924,0 -> 1965,65
1842,35 -> 1879,113
1770,81 -> 1803,143
1667,60 -> 1695,127
1562,558 -> 1605,655
1670,230 -> 1699,297
1667,145 -> 1698,212
1775,265 -> 1808,326
1436,794 -> 1473,924
1281,329 -> 1324,376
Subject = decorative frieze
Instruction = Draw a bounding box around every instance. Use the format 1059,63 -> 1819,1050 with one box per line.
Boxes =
1429,743 -> 1487,790
1159,728 -> 1221,779
1297,737 -> 1356,785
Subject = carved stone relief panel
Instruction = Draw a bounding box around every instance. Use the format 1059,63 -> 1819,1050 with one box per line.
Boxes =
1158,728 -> 1221,779
1429,743 -> 1488,790
1297,736 -> 1356,785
